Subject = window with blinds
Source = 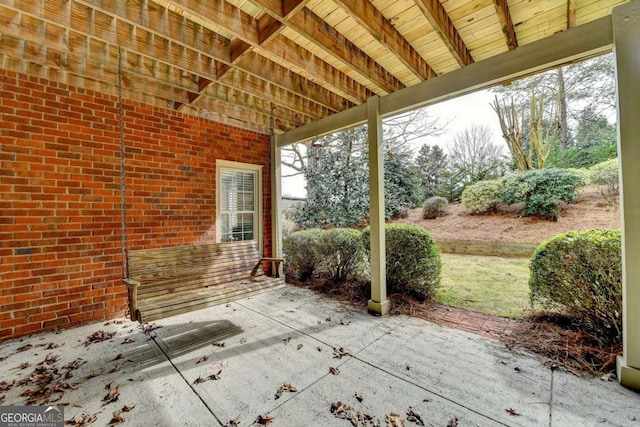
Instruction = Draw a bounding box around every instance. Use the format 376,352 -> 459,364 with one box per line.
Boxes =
220,170 -> 256,242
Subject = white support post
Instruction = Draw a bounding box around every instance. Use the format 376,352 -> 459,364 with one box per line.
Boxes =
270,136 -> 283,276
367,96 -> 390,315
614,0 -> 640,390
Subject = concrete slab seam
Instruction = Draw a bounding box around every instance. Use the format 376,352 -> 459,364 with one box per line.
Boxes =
236,299 -> 512,426
150,334 -> 225,426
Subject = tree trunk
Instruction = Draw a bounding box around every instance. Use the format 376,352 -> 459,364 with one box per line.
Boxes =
557,68 -> 569,149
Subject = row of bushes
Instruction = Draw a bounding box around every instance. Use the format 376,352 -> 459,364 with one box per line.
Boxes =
285,224 -> 622,344
283,224 -> 441,299
459,160 -> 619,220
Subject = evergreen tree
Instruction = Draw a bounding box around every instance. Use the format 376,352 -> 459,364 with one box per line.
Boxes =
415,144 -> 448,199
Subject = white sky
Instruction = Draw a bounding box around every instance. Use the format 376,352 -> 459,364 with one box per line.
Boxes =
281,88 -> 504,198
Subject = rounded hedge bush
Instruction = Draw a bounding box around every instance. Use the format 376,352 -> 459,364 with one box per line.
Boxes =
529,229 -> 622,342
282,228 -> 324,281
461,178 -> 504,214
422,196 -> 448,219
319,228 -> 366,283
590,158 -> 619,196
362,224 -> 441,299
501,168 -> 583,221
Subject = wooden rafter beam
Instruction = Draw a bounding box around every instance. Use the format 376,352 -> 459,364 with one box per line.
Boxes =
146,0 -> 362,111
250,1 -> 404,95
493,0 -> 518,50
287,8 -> 404,94
567,0 -> 577,29
414,0 -> 473,66
332,0 -> 436,82
237,52 -> 352,113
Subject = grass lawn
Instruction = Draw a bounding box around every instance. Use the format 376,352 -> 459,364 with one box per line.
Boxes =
436,253 -> 532,319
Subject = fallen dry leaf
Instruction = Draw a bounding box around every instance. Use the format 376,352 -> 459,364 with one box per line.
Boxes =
110,365 -> 120,373
65,413 -> 98,426
121,337 -> 135,344
193,376 -> 206,384
207,369 -> 223,381
0,381 -> 15,392
274,383 -> 297,399
255,414 -> 275,425
85,331 -> 116,347
112,353 -> 124,361
600,373 -> 616,382
73,403 -> 83,408
212,342 -> 226,348
102,385 -> 120,405
355,391 -> 363,402
240,337 -> 247,344
17,344 -> 33,352
282,337 -> 291,344
505,408 -> 521,416
196,355 -> 209,364
330,402 -> 360,426
225,414 -> 242,427
447,417 -> 459,427
333,347 -> 350,359
19,362 -> 30,370
121,403 -> 136,412
386,412 -> 405,427
406,407 -> 424,426
108,411 -> 125,425
0,395 -> 4,404
141,323 -> 162,335
297,344 -> 303,350
87,370 -> 102,379
329,367 -> 340,375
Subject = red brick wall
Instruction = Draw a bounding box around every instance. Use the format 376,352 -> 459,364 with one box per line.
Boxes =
0,69 -> 273,340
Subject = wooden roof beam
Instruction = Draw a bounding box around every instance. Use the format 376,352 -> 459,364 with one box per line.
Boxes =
147,0 -> 360,111
250,1 -> 404,95
284,8 -> 405,94
493,0 -> 518,50
237,52 -> 353,112
332,0 -> 436,81
567,0 -> 577,29
414,0 -> 473,66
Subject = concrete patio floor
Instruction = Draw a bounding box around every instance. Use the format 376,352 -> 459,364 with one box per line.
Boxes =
1,285 -> 638,426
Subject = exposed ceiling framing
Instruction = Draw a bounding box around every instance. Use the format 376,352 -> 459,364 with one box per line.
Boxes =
0,0 -> 628,135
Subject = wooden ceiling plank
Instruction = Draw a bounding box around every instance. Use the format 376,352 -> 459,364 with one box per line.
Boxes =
200,83 -> 305,128
414,0 -> 473,66
238,51 -> 351,112
218,68 -> 329,121
262,34 -> 373,103
493,0 -> 518,50
283,7 -> 404,94
331,0 -> 436,81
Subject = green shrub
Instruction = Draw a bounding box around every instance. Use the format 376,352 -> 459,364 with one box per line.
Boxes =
318,228 -> 366,283
422,196 -> 449,219
461,178 -> 504,214
529,229 -> 622,343
362,224 -> 441,299
590,158 -> 619,196
566,167 -> 592,187
282,229 -> 324,281
501,168 -> 583,220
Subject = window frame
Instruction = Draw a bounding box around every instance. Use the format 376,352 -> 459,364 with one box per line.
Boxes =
216,160 -> 263,250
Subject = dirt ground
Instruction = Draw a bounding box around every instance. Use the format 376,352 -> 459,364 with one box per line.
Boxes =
397,186 -> 620,244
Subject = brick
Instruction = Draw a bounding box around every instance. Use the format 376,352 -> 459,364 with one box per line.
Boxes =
0,69 -> 271,340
